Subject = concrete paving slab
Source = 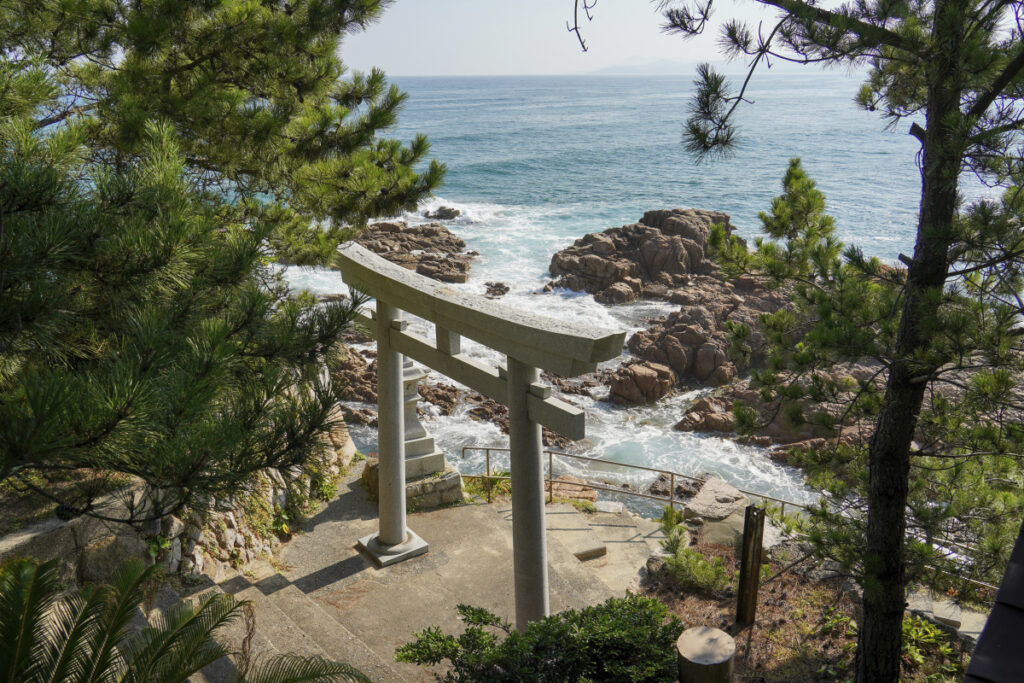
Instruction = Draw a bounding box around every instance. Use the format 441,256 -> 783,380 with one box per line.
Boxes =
272,470 -> 617,682
524,502 -> 606,561
631,514 -> 670,555
582,511 -> 662,595
959,610 -> 988,646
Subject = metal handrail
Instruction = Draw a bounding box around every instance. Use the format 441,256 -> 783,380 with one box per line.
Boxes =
459,446 -> 1001,596
459,445 -> 809,516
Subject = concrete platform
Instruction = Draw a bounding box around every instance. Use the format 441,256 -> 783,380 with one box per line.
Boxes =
274,472 -> 616,682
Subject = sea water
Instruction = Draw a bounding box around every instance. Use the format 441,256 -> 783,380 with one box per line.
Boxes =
280,71 -> 997,505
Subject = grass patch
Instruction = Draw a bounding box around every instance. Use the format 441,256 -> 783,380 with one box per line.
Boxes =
552,496 -> 597,514
462,470 -> 511,501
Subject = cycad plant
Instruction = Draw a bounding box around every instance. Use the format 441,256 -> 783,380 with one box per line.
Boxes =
0,558 -> 369,683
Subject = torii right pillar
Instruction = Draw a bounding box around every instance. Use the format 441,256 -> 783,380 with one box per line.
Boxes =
507,356 -> 549,629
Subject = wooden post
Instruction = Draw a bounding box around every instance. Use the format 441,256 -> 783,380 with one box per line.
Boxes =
677,626 -> 735,682
507,355 -> 549,630
736,505 -> 765,626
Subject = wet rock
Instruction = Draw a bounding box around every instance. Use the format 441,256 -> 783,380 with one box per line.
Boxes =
648,473 -> 702,500
484,281 -> 510,298
595,281 -> 638,304
419,382 -> 461,416
423,206 -> 461,220
609,361 -> 675,405
354,221 -> 474,283
541,370 -> 609,398
339,405 -> 376,427
463,392 -> 570,449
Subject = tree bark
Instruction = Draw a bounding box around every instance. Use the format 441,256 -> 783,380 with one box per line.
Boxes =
854,2 -> 966,679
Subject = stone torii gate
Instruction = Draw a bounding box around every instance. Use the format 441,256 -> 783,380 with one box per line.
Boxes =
335,242 -> 625,628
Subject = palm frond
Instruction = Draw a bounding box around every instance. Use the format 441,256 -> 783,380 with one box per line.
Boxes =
121,591 -> 241,683
77,560 -> 157,683
39,586 -> 108,683
0,558 -> 62,683
239,654 -> 372,683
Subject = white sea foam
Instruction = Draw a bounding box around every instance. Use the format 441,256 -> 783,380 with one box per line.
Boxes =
279,196 -> 819,507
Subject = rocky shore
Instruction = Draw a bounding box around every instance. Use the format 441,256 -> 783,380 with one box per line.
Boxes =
548,208 -> 791,396
330,205 -> 875,465
331,206 -> 839,455
547,208 -> 736,302
352,220 -> 476,283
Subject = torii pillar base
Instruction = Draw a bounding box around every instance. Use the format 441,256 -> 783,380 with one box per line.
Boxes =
357,530 -> 429,568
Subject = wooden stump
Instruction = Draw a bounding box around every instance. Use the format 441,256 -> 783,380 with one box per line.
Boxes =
677,626 -> 735,682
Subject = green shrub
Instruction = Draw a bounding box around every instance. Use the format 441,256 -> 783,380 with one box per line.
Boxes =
665,547 -> 731,595
901,616 -> 965,680
396,594 -> 684,682
658,505 -> 688,556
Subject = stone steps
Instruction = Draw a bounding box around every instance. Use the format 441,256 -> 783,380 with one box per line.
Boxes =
541,502 -> 608,561
265,582 -> 412,683
158,468 -> 668,683
164,563 -> 412,683
580,510 -> 666,595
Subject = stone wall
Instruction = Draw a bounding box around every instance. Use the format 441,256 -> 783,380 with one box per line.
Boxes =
0,407 -> 358,585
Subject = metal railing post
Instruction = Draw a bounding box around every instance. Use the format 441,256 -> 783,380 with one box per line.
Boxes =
548,451 -> 554,503
669,473 -> 676,510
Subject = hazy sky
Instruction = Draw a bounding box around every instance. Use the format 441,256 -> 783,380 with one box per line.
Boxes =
341,1 -> 773,76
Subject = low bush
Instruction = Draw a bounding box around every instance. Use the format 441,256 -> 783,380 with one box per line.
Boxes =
665,546 -> 732,595
395,594 -> 684,682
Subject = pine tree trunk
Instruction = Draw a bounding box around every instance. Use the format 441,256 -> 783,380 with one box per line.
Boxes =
854,4 -> 965,679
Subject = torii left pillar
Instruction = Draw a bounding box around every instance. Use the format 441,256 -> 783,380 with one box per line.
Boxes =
357,301 -> 429,566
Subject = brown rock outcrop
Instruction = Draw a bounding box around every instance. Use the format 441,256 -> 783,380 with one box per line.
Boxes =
547,208 -> 738,301
648,473 -> 702,501
419,383 -> 461,416
627,274 -> 789,386
330,349 -> 377,404
484,281 -> 510,298
674,366 -> 883,452
354,221 -> 475,283
548,208 -> 787,386
609,361 -> 676,405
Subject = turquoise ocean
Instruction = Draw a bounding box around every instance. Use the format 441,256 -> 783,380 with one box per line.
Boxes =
282,71 -> 996,506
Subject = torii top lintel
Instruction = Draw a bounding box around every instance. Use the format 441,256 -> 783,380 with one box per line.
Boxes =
335,243 -> 625,377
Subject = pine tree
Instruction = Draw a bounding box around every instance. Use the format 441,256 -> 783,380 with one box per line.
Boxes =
0,1 -> 441,526
626,1 -> 1024,679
